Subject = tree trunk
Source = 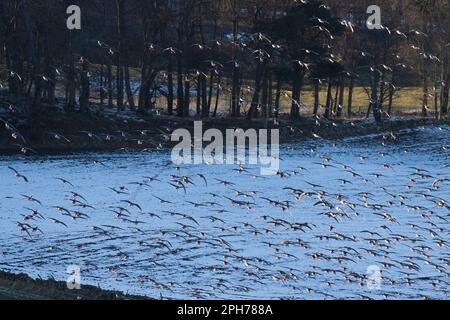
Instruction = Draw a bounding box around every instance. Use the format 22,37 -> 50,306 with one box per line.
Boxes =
333,82 -> 339,116
177,59 -> 184,117
138,64 -> 148,113
167,61 -> 174,115
267,72 -> 273,118
313,79 -> 320,115
79,60 -> 90,114
378,72 -> 386,117
107,61 -> 113,107
290,71 -> 302,119
261,77 -> 268,119
247,63 -> 266,120
231,64 -> 240,117
387,71 -> 396,116
116,64 -> 124,109
337,78 -> 344,118
387,84 -> 394,116
117,0 -> 132,110
201,73 -> 208,118
324,77 -> 332,119
231,0 -> 240,117
422,75 -> 428,117
213,75 -> 221,118
207,70 -> 214,113
434,85 -> 439,119
116,1 -> 124,109
124,66 -> 135,109
65,55 -> 76,112
45,60 -> 56,108
183,76 -> 190,117
32,78 -> 43,115
30,77 -> 43,142
100,64 -> 105,106
196,73 -> 201,117
371,73 -> 381,122
348,77 -> 354,117
274,77 -> 282,118
441,79 -> 449,115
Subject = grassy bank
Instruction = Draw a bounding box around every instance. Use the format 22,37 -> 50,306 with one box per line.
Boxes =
0,271 -> 147,300
0,100 -> 449,155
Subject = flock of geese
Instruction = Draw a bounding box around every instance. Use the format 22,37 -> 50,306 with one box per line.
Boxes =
0,0 -> 448,300
0,124 -> 449,300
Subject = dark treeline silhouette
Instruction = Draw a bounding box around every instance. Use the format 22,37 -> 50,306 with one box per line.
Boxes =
0,0 -> 449,128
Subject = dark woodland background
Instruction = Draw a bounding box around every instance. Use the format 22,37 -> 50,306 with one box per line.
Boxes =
0,0 -> 449,133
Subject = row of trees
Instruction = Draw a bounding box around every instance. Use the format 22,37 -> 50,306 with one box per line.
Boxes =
0,0 -> 449,124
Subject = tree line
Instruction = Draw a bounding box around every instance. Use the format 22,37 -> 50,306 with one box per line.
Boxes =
0,0 -> 449,125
